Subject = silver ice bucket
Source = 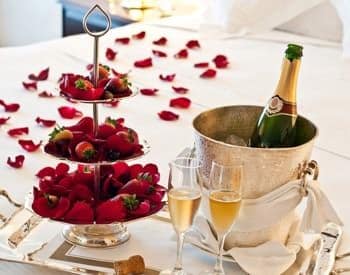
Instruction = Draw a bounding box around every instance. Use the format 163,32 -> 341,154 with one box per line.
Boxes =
193,105 -> 318,246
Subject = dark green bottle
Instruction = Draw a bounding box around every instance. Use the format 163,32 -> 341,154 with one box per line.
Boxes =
250,44 -> 303,148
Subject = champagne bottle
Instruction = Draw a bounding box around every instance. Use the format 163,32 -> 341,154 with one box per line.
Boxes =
250,44 -> 303,148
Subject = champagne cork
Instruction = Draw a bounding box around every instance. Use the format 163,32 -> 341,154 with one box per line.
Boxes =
114,255 -> 145,275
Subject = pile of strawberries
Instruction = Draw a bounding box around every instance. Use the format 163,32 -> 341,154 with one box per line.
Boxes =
44,116 -> 143,163
32,162 -> 165,224
59,64 -> 132,101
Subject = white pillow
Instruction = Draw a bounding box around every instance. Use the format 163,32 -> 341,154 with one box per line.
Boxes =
331,0 -> 350,58
200,0 -> 326,35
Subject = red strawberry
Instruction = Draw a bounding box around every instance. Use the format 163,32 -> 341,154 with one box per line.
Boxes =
97,124 -> 118,139
75,141 -> 96,161
117,194 -> 150,217
64,201 -> 94,224
119,178 -> 151,196
104,76 -> 131,94
117,128 -> 139,145
130,200 -> 150,216
107,133 -> 134,156
95,198 -> 127,223
74,78 -> 94,90
147,190 -> 163,203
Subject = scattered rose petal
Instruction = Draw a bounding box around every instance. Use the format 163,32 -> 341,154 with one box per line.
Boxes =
200,69 -> 217,78
153,37 -> 167,46
140,88 -> 158,96
134,58 -> 153,68
7,127 -> 29,137
158,110 -> 179,121
104,100 -> 119,107
58,106 -> 83,119
174,49 -> 188,59
0,117 -> 10,125
36,117 -> 56,127
38,91 -> 54,98
152,50 -> 167,58
86,64 -> 93,70
132,31 -> 146,39
18,139 -> 42,152
0,100 -> 20,112
28,67 -> 49,81
22,81 -> 37,91
186,40 -> 200,49
170,97 -> 191,109
159,73 -> 176,82
105,48 -> 117,61
194,62 -> 209,68
213,55 -> 229,68
111,69 -> 128,78
115,37 -> 130,44
172,86 -> 189,94
7,155 -> 25,168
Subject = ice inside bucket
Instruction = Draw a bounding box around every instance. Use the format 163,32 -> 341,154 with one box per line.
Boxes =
193,105 -> 318,246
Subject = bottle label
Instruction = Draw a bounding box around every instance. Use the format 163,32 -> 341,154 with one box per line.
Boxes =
266,95 -> 296,117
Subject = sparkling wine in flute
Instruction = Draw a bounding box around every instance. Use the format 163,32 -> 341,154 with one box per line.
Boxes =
250,44 -> 303,148
209,190 -> 241,235
168,187 -> 201,233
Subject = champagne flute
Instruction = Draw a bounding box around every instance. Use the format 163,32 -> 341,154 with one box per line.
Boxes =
160,157 -> 203,275
204,161 -> 243,275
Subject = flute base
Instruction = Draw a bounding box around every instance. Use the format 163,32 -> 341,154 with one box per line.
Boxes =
62,223 -> 130,248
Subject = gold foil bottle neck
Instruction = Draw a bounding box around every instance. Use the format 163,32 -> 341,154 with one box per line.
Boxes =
274,57 -> 301,103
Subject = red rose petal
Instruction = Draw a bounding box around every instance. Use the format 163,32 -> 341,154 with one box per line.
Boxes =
152,49 -> 167,58
172,86 -> 189,94
200,69 -> 217,78
58,106 -> 83,119
7,155 -> 25,168
36,166 -> 55,178
18,139 -> 42,152
104,101 -> 119,107
186,40 -> 200,49
35,117 -> 56,127
153,37 -> 167,46
174,49 -> 188,59
56,163 -> 70,177
106,48 -> 117,61
22,81 -> 37,91
86,64 -> 94,70
38,91 -> 54,98
0,100 -> 20,112
28,67 -> 49,81
140,88 -> 159,96
0,117 -> 10,125
111,69 -> 128,78
7,127 -> 29,137
213,55 -> 229,68
170,97 -> 191,109
134,57 -> 153,68
132,31 -> 146,40
115,37 -> 130,44
194,62 -> 209,68
158,110 -> 179,121
159,73 -> 176,82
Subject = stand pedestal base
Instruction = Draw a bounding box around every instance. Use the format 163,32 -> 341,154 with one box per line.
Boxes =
62,223 -> 130,248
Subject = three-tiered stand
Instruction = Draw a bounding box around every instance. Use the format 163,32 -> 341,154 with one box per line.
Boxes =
40,5 -> 151,248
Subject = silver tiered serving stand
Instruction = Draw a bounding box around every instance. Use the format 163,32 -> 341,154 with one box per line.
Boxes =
44,5 -> 150,248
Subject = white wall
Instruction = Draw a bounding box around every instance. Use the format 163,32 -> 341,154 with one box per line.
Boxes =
0,0 -> 63,47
